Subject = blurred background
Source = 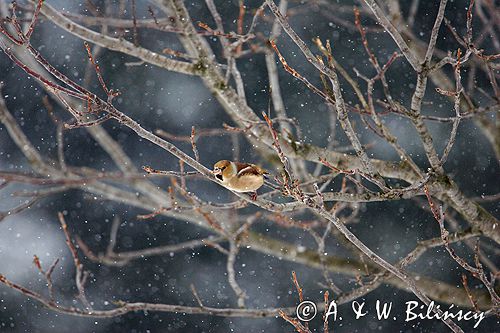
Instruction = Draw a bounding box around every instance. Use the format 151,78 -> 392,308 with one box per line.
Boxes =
0,0 -> 498,332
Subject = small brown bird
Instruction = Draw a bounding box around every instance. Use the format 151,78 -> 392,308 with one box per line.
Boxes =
213,160 -> 267,200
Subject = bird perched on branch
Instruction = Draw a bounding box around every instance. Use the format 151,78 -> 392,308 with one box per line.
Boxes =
213,160 -> 268,200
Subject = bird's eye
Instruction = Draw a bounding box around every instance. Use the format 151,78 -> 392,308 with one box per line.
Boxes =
221,166 -> 226,170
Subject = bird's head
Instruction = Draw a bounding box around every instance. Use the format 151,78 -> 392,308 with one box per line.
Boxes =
213,160 -> 233,181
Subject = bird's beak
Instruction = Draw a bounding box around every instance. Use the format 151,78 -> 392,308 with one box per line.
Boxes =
213,168 -> 223,181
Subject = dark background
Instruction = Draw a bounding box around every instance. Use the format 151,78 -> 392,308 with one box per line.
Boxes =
0,0 -> 499,332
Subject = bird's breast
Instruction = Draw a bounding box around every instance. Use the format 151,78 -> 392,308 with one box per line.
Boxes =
227,175 -> 264,192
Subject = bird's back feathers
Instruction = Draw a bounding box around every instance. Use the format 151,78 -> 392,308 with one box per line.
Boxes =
235,162 -> 267,177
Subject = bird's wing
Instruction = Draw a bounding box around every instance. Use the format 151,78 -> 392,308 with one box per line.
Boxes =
235,162 -> 266,176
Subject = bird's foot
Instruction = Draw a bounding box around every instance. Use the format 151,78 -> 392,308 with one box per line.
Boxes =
250,192 -> 258,201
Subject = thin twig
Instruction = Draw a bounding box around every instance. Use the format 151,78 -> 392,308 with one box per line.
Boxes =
190,126 -> 200,162
57,212 -> 92,310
